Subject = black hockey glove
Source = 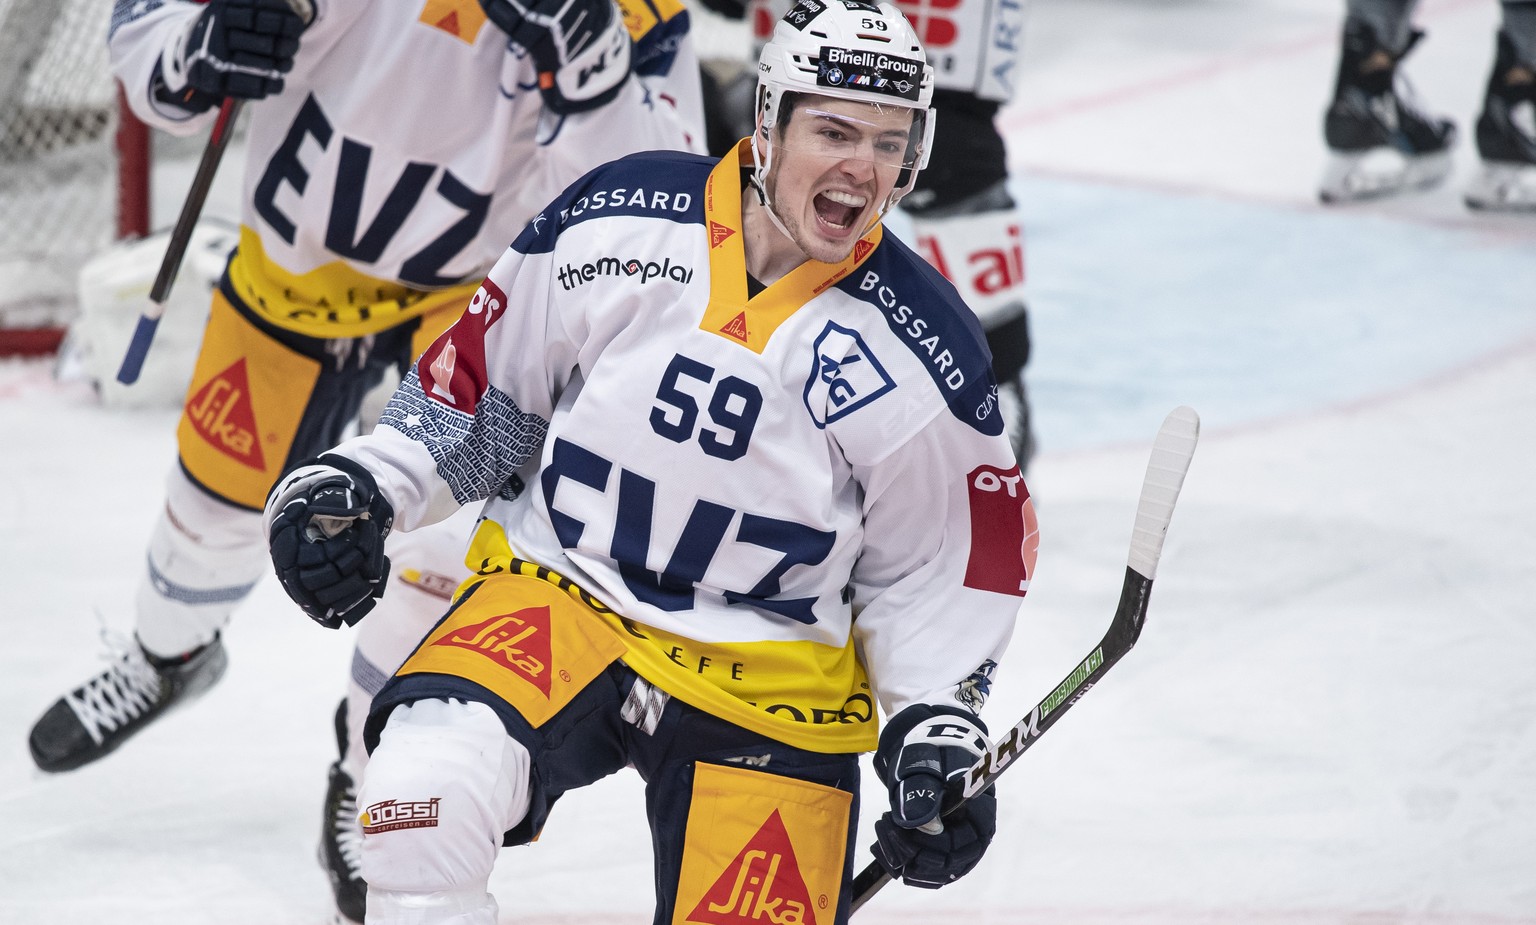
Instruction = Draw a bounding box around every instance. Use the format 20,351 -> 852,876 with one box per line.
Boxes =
266,454 -> 393,630
478,0 -> 632,114
157,0 -> 309,113
871,703 -> 998,889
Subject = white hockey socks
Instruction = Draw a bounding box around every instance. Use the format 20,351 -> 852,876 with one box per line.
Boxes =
135,466 -> 268,658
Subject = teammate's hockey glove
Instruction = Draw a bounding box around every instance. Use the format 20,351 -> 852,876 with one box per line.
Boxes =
871,703 -> 998,889
156,0 -> 308,113
478,0 -> 632,114
266,454 -> 393,630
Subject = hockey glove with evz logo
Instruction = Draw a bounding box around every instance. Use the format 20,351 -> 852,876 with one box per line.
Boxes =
156,0 -> 309,114
266,454 -> 393,630
478,0 -> 632,115
871,703 -> 998,889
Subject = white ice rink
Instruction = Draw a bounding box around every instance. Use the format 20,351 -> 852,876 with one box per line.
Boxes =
3,0 -> 1535,922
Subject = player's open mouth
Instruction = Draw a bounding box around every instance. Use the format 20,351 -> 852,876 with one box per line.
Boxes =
814,189 -> 867,232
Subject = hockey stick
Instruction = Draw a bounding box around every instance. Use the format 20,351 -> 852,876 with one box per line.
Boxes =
850,405 -> 1201,913
116,0 -> 315,385
115,97 -> 241,385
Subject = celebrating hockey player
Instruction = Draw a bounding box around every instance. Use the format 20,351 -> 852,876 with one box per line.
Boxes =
27,0 -> 703,920
262,1 -> 1037,921
698,0 -> 1036,462
1319,0 -> 1536,210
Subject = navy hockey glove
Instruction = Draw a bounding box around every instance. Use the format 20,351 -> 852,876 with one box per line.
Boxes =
157,0 -> 309,113
871,704 -> 998,889
479,0 -> 632,114
266,454 -> 393,629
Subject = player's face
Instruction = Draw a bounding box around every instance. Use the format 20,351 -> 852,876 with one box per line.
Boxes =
767,97 -> 915,264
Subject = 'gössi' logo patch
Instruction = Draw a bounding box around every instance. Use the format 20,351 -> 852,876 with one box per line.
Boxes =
816,46 -> 922,102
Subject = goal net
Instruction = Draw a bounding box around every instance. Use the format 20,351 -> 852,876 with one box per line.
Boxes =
0,0 -> 149,355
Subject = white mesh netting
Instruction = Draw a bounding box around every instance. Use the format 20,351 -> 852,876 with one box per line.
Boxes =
0,0 -> 123,333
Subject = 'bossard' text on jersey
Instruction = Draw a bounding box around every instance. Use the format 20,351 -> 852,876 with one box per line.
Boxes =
339,143 -> 1039,753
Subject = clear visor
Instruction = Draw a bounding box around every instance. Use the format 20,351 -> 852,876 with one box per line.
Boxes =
774,105 -> 926,170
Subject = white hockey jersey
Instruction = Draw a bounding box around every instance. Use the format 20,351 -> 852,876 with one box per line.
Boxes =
108,0 -> 705,338
336,142 -> 1038,753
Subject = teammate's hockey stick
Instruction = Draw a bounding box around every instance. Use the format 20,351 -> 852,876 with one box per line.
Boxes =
851,405 -> 1202,913
116,0 -> 314,385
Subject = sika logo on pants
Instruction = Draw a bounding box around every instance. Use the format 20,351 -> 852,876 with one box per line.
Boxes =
184,358 -> 266,470
675,763 -> 848,925
686,810 -> 817,924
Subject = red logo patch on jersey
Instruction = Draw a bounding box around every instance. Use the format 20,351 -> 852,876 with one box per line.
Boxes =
417,278 -> 507,412
185,358 -> 266,470
710,221 -> 737,248
963,464 -> 1037,597
432,606 -> 554,696
720,311 -> 750,342
686,810 -> 816,925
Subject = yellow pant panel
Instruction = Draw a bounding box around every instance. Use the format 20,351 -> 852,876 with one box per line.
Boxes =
177,290 -> 320,509
394,572 -> 629,729
673,763 -> 851,925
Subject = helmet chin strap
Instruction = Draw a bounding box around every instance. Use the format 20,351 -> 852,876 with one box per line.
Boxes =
749,129 -> 801,245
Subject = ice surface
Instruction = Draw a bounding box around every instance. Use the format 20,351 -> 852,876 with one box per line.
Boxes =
3,0 -> 1534,922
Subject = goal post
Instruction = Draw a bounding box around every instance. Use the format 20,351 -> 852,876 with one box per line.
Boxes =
0,0 -> 151,357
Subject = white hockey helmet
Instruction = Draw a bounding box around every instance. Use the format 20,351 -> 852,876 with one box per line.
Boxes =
751,0 -> 936,218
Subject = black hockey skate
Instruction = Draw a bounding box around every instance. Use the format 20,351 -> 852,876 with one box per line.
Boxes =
1466,31 -> 1536,212
28,633 -> 227,772
319,700 -> 367,925
1319,19 -> 1456,203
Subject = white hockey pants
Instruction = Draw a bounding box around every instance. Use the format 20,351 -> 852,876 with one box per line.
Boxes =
359,699 -> 532,925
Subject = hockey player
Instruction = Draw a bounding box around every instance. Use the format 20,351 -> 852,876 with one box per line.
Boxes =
724,0 -> 1037,464
263,2 -> 1037,922
1319,0 -> 1536,210
28,0 -> 702,917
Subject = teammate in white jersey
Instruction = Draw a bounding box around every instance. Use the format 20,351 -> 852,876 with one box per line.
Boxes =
263,2 -> 1037,921
27,0 -> 703,919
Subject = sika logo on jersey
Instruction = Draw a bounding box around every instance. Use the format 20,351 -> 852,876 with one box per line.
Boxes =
185,358 -> 266,470
685,810 -> 818,925
556,255 -> 694,290
803,321 -> 894,427
417,0 -> 488,43
360,798 -> 441,835
432,606 -> 555,696
721,312 -> 751,342
418,278 -> 506,412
